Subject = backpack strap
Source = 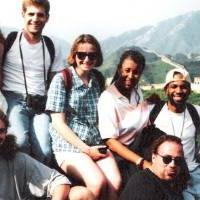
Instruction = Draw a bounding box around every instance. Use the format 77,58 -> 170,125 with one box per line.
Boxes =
5,31 -> 18,53
186,103 -> 200,134
2,31 -> 18,63
62,67 -> 105,93
149,100 -> 165,124
3,32 -> 55,70
186,103 -> 200,161
3,32 -> 55,66
62,67 -> 73,91
43,35 -> 55,88
43,35 -> 55,67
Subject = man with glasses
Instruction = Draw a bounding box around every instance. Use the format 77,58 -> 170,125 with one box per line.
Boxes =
0,109 -> 70,199
0,109 -> 96,200
120,135 -> 185,200
149,68 -> 200,199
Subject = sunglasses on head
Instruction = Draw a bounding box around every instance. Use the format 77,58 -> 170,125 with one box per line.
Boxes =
76,52 -> 97,61
157,153 -> 183,166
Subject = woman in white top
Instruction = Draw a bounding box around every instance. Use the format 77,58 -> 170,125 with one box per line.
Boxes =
98,50 -> 151,187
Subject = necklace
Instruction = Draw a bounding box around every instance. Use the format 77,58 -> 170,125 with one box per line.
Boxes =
168,109 -> 186,138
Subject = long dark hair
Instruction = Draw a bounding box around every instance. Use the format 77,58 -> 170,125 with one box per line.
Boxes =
111,50 -> 145,84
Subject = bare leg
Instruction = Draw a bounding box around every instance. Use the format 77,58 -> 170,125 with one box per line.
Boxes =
60,152 -> 107,199
97,151 -> 121,200
69,186 -> 95,200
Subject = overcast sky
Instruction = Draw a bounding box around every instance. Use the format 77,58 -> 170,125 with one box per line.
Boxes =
0,0 -> 199,43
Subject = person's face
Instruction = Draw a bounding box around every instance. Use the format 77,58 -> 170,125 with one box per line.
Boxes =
165,75 -> 190,106
152,141 -> 183,181
75,42 -> 97,72
118,58 -> 143,90
22,5 -> 49,36
0,120 -> 7,147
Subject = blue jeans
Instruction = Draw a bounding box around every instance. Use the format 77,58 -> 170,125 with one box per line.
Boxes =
183,166 -> 200,200
3,91 -> 52,164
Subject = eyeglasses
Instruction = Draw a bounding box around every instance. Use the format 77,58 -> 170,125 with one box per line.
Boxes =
0,128 -> 6,134
76,52 -> 97,61
157,153 -> 183,166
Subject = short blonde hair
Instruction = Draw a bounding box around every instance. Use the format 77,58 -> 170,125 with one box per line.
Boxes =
22,0 -> 50,15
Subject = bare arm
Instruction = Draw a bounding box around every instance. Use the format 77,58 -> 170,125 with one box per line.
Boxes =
51,112 -> 90,153
106,138 -> 151,169
51,184 -> 70,200
51,112 -> 106,160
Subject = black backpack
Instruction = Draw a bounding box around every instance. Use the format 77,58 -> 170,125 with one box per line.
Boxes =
150,100 -> 200,137
3,31 -> 55,67
3,31 -> 55,87
150,100 -> 200,161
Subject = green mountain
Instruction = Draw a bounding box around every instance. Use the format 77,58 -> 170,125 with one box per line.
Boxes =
101,46 -> 174,84
101,10 -> 200,56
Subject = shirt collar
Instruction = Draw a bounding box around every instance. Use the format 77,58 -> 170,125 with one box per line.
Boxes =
70,66 -> 97,89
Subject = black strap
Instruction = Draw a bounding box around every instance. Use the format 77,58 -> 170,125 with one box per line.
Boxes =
149,100 -> 165,124
4,32 -> 55,88
2,31 -> 18,63
5,31 -> 18,53
19,32 -> 46,96
43,35 -> 55,66
186,103 -> 200,135
186,103 -> 200,154
150,101 -> 200,134
4,32 -> 55,65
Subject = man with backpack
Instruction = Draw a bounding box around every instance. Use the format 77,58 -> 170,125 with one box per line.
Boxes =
1,0 -> 64,165
150,68 -> 200,199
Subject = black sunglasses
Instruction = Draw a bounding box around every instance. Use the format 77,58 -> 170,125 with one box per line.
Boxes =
76,52 -> 97,61
0,128 -> 6,134
157,153 -> 183,166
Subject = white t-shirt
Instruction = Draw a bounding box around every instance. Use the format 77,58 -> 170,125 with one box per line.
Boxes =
98,84 -> 150,145
154,103 -> 200,171
3,32 -> 65,95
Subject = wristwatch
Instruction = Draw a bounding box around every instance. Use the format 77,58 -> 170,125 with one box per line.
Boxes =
136,157 -> 145,170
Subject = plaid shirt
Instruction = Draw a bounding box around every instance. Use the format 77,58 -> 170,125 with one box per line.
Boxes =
46,66 -> 102,152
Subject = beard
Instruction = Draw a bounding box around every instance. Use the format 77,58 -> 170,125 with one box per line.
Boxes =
0,134 -> 18,160
168,94 -> 188,108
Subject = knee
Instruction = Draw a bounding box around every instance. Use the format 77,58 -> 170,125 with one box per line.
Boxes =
111,174 -> 122,192
87,175 -> 107,198
69,186 -> 95,200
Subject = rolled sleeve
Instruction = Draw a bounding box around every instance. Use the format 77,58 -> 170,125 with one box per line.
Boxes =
98,91 -> 119,139
47,170 -> 71,196
20,153 -> 71,197
46,73 -> 66,113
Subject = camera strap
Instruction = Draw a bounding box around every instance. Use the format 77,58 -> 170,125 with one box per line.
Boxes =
19,32 -> 47,97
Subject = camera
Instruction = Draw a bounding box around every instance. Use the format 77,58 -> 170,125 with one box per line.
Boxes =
26,94 -> 47,114
98,147 -> 108,154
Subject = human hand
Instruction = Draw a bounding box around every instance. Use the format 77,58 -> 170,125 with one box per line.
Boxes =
89,145 -> 108,160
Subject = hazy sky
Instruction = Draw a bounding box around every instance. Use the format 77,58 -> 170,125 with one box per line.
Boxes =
0,0 -> 199,43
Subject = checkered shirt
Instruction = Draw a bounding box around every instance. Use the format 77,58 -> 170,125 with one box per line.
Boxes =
46,66 -> 102,152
